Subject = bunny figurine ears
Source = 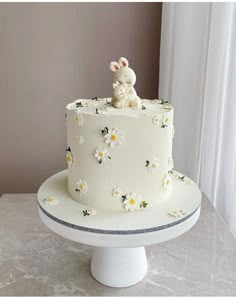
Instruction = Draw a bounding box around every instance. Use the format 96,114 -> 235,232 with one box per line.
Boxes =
110,57 -> 129,72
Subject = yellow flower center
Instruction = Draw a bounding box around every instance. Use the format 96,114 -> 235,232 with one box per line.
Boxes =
111,134 -> 118,141
80,184 -> 85,189
115,191 -> 119,196
152,163 -> 157,168
99,152 -> 105,157
48,197 -> 54,202
166,179 -> 171,184
66,154 -> 72,162
130,198 -> 136,205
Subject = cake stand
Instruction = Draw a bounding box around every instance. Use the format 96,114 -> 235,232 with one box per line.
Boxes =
38,170 -> 201,288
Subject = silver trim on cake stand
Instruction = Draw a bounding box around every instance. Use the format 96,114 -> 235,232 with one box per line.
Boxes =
38,170 -> 201,288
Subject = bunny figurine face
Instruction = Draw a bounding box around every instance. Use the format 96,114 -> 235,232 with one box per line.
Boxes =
110,57 -> 136,91
110,57 -> 141,109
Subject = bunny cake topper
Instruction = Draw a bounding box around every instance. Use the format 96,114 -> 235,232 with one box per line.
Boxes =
110,57 -> 142,109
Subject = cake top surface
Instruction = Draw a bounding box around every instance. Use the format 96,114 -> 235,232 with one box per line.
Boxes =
66,98 -> 173,117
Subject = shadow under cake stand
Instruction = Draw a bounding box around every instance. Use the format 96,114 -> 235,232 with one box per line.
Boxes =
38,170 -> 201,288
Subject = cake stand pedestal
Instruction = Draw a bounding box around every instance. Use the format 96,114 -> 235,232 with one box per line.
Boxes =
91,247 -> 147,287
38,170 -> 201,288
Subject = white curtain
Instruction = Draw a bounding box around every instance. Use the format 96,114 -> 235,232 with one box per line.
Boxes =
159,2 -> 236,237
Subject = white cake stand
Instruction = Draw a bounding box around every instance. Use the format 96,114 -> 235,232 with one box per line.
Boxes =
38,170 -> 201,288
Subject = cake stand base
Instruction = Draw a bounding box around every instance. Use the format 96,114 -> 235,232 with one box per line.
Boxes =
91,247 -> 147,287
38,170 -> 201,288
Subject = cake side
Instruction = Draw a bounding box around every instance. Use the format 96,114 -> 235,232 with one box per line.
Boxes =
66,98 -> 174,211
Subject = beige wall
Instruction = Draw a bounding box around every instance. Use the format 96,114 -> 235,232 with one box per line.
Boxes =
0,3 -> 162,195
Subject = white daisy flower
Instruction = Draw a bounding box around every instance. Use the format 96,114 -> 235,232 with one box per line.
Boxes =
112,187 -> 123,199
74,113 -> 84,126
163,174 -> 172,190
123,192 -> 142,212
160,103 -> 172,111
76,136 -> 84,144
168,209 -> 185,218
43,197 -> 59,206
161,114 -> 171,128
152,115 -> 160,125
146,158 -> 159,172
88,209 -> 96,215
163,105 -> 171,110
66,149 -> 73,167
103,98 -> 112,103
168,157 -> 174,170
95,108 -> 103,114
95,147 -> 111,164
104,128 -> 124,148
163,115 -> 171,123
82,209 -> 96,216
76,179 -> 88,195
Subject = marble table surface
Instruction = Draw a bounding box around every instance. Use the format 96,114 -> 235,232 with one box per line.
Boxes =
0,193 -> 235,296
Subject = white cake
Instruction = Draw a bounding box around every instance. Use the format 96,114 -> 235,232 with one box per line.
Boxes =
66,98 -> 174,212
65,57 -> 174,212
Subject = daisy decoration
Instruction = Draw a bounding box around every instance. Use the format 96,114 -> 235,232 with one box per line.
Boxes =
146,158 -> 159,173
123,192 -> 142,212
112,187 -> 123,199
162,174 -> 172,190
104,128 -> 124,148
75,179 -> 88,195
95,147 -> 111,164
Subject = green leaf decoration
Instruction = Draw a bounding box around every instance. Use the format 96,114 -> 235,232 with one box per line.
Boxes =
98,159 -> 102,164
108,156 -> 111,159
91,96 -> 99,101
145,160 -> 150,167
160,98 -> 169,105
75,188 -> 80,192
142,105 -> 147,110
66,147 -> 71,152
161,124 -> 168,128
168,170 -> 173,174
83,210 -> 90,216
121,195 -> 127,202
140,201 -> 148,208
176,175 -> 185,181
65,113 -> 67,118
95,108 -> 99,114
76,102 -> 83,108
101,127 -> 109,136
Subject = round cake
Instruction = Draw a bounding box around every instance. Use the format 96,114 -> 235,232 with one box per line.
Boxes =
66,98 -> 174,211
65,57 -> 175,212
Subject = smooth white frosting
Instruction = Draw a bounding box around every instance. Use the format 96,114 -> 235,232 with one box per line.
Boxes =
66,98 -> 174,211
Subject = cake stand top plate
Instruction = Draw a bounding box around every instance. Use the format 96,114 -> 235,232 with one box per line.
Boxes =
38,170 -> 201,247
